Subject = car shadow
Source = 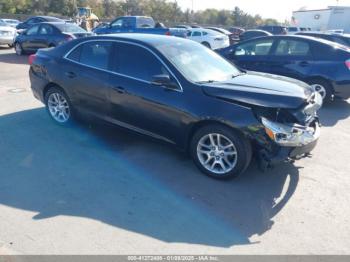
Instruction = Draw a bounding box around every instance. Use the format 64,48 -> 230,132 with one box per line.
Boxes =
0,108 -> 300,247
0,46 -> 28,65
319,99 -> 350,127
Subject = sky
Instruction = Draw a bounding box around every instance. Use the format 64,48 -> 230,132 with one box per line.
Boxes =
175,0 -> 350,21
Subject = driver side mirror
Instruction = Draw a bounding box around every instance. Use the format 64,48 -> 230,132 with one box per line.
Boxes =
151,74 -> 178,90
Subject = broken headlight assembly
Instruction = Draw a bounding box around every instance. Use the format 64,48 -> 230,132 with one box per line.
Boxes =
261,117 -> 320,147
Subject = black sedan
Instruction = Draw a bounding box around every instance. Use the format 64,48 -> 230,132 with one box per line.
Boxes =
296,31 -> 350,47
14,22 -> 93,55
239,29 -> 272,42
16,16 -> 63,31
29,34 -> 321,179
218,35 -> 350,102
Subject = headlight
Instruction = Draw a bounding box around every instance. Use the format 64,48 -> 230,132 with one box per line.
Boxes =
261,117 -> 320,147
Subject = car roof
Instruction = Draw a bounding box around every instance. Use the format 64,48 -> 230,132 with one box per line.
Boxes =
30,16 -> 63,21
244,29 -> 272,34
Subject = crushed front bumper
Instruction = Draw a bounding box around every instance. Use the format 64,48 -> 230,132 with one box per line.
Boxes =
257,121 -> 320,170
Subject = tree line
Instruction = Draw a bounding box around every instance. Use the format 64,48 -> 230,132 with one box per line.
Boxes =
0,0 -> 280,28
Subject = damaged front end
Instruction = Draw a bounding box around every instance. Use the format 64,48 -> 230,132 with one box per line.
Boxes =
251,92 -> 322,170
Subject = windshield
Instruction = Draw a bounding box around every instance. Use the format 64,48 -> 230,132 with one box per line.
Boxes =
157,40 -> 241,83
55,23 -> 87,33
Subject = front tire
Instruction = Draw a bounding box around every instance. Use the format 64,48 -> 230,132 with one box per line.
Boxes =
44,87 -> 74,125
190,124 -> 252,179
14,42 -> 23,55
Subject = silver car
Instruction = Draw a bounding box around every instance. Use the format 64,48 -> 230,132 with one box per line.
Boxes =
0,20 -> 16,47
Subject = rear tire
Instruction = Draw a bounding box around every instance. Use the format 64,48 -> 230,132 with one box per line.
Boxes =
44,87 -> 74,126
308,79 -> 333,104
190,124 -> 252,180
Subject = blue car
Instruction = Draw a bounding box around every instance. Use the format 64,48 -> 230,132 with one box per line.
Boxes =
218,35 -> 350,103
14,22 -> 93,55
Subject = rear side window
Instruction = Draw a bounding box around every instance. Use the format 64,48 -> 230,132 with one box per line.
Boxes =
235,39 -> 274,56
39,24 -> 54,35
26,25 -> 39,35
69,42 -> 112,70
192,31 -> 201,37
114,43 -> 168,82
275,40 -> 310,56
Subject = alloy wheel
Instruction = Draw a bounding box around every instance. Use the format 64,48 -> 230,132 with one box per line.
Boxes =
47,92 -> 70,123
197,133 -> 238,175
311,84 -> 327,100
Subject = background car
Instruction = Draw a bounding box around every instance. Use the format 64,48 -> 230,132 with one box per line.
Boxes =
258,25 -> 287,35
16,16 -> 63,31
287,27 -> 310,35
296,31 -> 350,47
0,20 -> 16,47
205,27 -> 236,45
187,28 -> 230,49
29,34 -> 321,179
228,26 -> 245,39
14,22 -> 92,55
0,19 -> 20,28
218,35 -> 350,102
239,29 -> 272,42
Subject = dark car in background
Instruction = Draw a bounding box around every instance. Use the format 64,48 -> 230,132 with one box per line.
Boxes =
296,32 -> 350,47
29,34 -> 321,179
16,16 -> 63,31
14,22 -> 93,55
239,29 -> 272,42
228,27 -> 245,39
218,35 -> 350,102
258,25 -> 287,35
206,27 -> 236,45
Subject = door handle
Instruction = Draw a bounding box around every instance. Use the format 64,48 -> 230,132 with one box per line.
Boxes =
299,61 -> 309,67
112,86 -> 125,94
65,72 -> 76,78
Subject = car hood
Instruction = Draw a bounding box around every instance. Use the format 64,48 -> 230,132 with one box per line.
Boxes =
201,71 -> 313,109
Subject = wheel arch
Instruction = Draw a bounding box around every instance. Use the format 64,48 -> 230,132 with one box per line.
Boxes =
186,119 -> 248,152
43,82 -> 67,100
305,76 -> 335,93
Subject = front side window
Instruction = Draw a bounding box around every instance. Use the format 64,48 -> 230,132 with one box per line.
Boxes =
78,42 -> 113,70
26,25 -> 40,35
115,43 -> 168,82
157,40 -> 241,83
275,40 -> 310,56
111,19 -> 123,28
235,39 -> 274,56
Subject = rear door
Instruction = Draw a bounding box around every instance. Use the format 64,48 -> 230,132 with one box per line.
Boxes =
268,38 -> 314,80
21,24 -> 40,51
63,41 -> 113,116
37,24 -> 56,48
107,42 -> 184,143
231,38 -> 276,72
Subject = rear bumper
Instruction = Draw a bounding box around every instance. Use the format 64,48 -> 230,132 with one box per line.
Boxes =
0,36 -> 15,45
29,68 -> 47,103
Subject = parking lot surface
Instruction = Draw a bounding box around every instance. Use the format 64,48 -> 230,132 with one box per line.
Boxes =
0,46 -> 350,254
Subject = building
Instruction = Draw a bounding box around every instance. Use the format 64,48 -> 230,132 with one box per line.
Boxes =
292,6 -> 350,33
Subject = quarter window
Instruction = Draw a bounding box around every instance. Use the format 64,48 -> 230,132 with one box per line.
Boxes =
275,40 -> 310,56
75,42 -> 112,70
235,39 -> 274,56
115,43 -> 168,82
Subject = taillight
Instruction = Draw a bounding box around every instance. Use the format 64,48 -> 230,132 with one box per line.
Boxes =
165,31 -> 171,36
64,34 -> 74,41
28,54 -> 36,65
345,59 -> 350,70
